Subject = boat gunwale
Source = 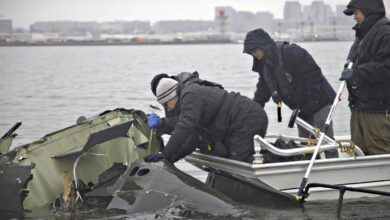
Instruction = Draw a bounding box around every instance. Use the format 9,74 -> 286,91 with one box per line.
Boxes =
185,152 -> 390,178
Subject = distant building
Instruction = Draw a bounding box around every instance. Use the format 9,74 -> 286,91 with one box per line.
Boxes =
15,3 -> 357,43
306,1 -> 328,24
325,4 -> 335,18
283,1 -> 303,33
100,21 -> 151,34
153,20 -> 216,34
30,20 -> 151,38
303,5 -> 311,22
214,6 -> 276,34
0,19 -> 12,33
284,1 -> 302,21
123,21 -> 151,34
215,6 -> 236,33
30,21 -> 100,36
232,11 -> 258,33
256,11 -> 276,33
0,19 -> 12,40
10,33 -> 32,42
100,22 -> 124,34
256,11 -> 274,21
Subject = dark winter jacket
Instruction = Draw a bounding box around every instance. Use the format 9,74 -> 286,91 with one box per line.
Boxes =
152,71 -> 224,135
344,0 -> 390,113
243,29 -> 336,118
162,82 -> 266,163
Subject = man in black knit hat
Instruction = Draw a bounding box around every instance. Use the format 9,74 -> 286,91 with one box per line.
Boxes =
144,74 -> 268,164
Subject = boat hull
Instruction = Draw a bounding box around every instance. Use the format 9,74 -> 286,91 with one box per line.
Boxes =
185,152 -> 390,201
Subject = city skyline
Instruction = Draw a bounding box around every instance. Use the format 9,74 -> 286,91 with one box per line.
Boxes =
1,0 -> 353,28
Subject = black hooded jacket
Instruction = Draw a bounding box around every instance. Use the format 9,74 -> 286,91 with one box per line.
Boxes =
162,81 -> 267,163
243,29 -> 336,118
344,0 -> 390,113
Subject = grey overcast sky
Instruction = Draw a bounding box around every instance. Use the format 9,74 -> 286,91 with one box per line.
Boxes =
0,0 -> 369,28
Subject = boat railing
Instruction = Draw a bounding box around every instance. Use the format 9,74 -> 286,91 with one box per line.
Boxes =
292,117 -> 336,144
253,117 -> 365,163
254,135 -> 364,158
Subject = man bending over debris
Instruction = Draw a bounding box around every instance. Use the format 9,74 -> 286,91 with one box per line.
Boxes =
144,73 -> 268,163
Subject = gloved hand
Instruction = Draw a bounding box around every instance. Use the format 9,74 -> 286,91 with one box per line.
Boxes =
146,113 -> 161,128
144,152 -> 164,162
339,68 -> 353,81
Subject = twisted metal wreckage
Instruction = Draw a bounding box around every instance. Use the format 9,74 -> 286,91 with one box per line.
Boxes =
0,109 -> 159,217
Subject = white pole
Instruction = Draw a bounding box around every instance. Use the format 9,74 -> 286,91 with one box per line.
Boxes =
296,62 -> 352,201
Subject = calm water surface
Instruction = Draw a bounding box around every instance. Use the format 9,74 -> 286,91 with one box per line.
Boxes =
1,43 -> 389,219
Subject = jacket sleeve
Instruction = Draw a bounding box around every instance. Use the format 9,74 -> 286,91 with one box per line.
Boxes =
354,33 -> 390,83
288,44 -> 325,117
163,91 -> 202,162
253,74 -> 271,108
166,134 -> 200,163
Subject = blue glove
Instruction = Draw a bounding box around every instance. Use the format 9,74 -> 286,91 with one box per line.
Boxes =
339,68 -> 353,81
144,152 -> 164,162
147,113 -> 161,128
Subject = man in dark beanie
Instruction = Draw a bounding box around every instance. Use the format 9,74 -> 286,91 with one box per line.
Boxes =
144,74 -> 268,164
340,0 -> 390,155
243,28 -> 337,157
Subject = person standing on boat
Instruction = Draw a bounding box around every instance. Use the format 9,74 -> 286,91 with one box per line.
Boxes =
144,75 -> 268,163
243,28 -> 337,157
340,0 -> 390,155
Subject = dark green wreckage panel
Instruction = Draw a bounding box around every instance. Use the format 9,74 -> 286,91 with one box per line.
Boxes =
8,108 -> 160,209
0,136 -> 13,155
0,122 -> 22,155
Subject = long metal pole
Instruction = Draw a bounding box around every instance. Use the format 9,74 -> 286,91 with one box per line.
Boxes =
296,62 -> 352,201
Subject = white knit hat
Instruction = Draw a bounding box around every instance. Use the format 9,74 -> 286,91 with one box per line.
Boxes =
156,78 -> 178,104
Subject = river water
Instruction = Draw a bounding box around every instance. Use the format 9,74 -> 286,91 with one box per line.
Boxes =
1,42 -> 390,219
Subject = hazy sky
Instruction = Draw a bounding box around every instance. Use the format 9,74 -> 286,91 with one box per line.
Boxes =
0,0 -> 355,28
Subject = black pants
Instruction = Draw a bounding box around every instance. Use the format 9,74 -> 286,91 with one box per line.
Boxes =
224,103 -> 268,163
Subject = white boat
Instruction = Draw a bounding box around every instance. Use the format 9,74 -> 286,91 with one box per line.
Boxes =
185,117 -> 390,202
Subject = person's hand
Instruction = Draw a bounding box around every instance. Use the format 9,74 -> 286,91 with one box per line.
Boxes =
147,113 -> 161,128
339,68 -> 353,81
144,152 -> 164,162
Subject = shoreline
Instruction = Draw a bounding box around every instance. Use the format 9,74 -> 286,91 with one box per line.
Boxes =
0,38 -> 352,47
0,39 -> 237,47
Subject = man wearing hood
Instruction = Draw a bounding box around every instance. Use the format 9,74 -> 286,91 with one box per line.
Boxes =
243,28 -> 337,157
144,74 -> 268,164
340,0 -> 390,155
